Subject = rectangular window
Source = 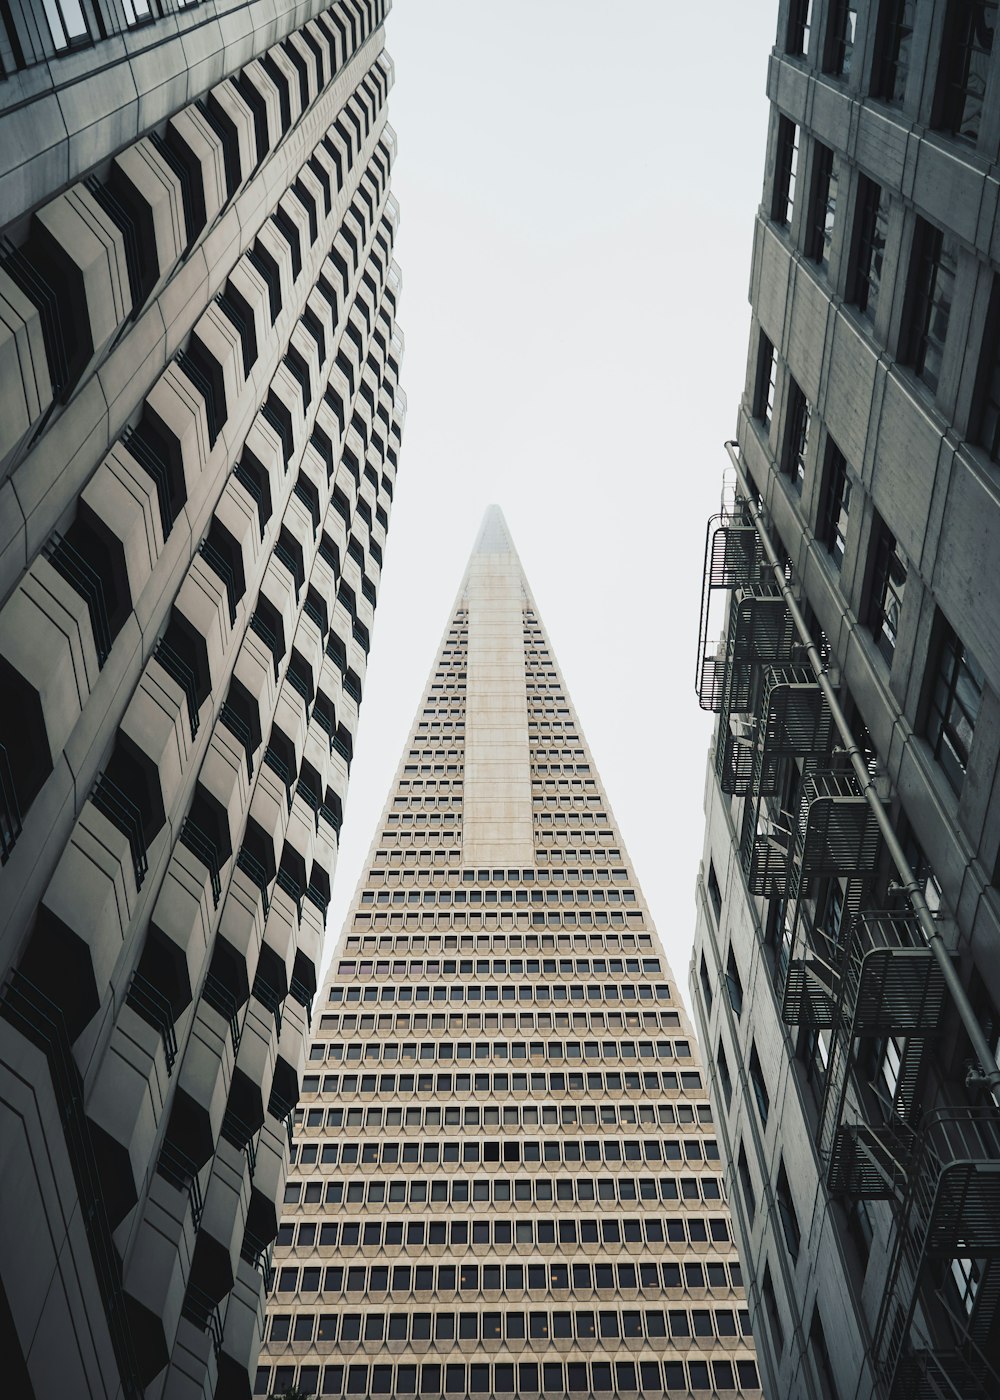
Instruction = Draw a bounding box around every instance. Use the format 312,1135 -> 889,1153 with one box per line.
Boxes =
951,1256 -> 984,1315
873,0 -> 916,102
936,0 -> 997,142
808,143 -> 838,269
975,278 -> 1000,463
718,1040 -> 732,1107
699,954 -> 713,1014
762,1264 -> 785,1356
825,1 -> 858,75
737,1142 -> 756,1222
754,333 -> 778,429
772,117 -> 800,227
906,219 -> 959,392
749,1042 -> 770,1124
819,441 -> 852,569
725,948 -> 744,1016
776,1160 -> 801,1260
851,177 -> 890,319
787,0 -> 813,54
809,1305 -> 840,1400
926,619 -> 985,790
868,518 -> 907,662
783,378 -> 811,492
41,0 -> 89,49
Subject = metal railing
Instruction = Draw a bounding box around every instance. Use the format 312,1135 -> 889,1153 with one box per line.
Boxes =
201,973 -> 242,1053
0,743 -> 23,864
235,847 -> 271,915
198,536 -> 238,625
43,531 -> 113,665
180,1283 -> 223,1360
124,972 -> 177,1072
263,747 -> 294,812
233,462 -> 268,538
123,425 -> 176,539
179,816 -> 223,906
91,772 -> 148,889
252,975 -> 284,1034
218,702 -> 255,778
155,1141 -> 204,1230
276,867 -> 304,918
249,612 -> 281,678
154,638 -> 201,739
0,972 -> 143,1398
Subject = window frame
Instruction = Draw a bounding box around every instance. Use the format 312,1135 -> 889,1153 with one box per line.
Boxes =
925,620 -> 985,792
772,116 -> 800,227
818,440 -> 852,570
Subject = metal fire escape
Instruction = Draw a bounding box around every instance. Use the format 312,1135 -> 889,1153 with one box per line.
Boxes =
696,458 -> 1000,1400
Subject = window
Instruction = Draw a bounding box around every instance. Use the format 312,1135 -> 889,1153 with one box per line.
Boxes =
819,441 -> 851,569
707,860 -> 722,920
775,1160 -> 801,1260
762,1264 -> 785,1356
41,0 -> 89,48
906,219 -> 959,393
850,177 -> 889,319
737,1142 -> 756,1223
868,518 -> 907,662
873,0 -> 915,102
718,1040 -> 732,1108
699,954 -> 713,1014
783,378 -> 811,493
825,1 -> 858,75
754,333 -> 778,429
926,619 -> 984,790
725,948 -> 743,1016
807,143 -> 838,269
772,117 -> 800,226
749,1042 -> 770,1124
975,279 -> 1000,463
809,1304 -> 840,1400
121,0 -> 152,24
787,0 -> 813,54
846,1195 -> 875,1271
936,0 -> 996,143
951,1256 -> 984,1315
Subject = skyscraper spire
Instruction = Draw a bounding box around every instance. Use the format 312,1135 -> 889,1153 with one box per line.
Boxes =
257,514 -> 761,1398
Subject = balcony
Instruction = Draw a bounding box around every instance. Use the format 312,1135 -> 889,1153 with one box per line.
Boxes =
874,1109 -> 1000,1399
795,771 -> 882,880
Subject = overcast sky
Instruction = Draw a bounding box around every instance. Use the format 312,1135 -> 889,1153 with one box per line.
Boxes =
323,1 -> 776,1009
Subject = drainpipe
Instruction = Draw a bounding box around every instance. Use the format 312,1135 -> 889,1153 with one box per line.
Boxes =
723,438 -> 1000,1104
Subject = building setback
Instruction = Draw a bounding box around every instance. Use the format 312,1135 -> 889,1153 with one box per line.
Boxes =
0,3 -> 404,1399
257,508 -> 762,1399
690,3 -> 1000,1399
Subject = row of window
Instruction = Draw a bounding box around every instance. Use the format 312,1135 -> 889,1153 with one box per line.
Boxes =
338,957 -> 657,975
369,846 -> 625,868
324,985 -> 675,1008
786,0 -> 996,151
317,1011 -> 682,1033
307,1039 -> 693,1066
295,1101 -> 711,1132
266,1304 -> 753,1346
267,1258 -> 744,1298
271,1215 -> 732,1251
282,1176 -> 724,1211
353,912 -> 644,932
291,1131 -> 716,1162
345,935 -> 652,955
359,887 -> 637,905
254,1355 -> 762,1397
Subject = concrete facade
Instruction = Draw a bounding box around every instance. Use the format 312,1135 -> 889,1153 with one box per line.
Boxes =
256,509 -> 762,1399
0,3 -> 404,1398
690,3 -> 1000,1399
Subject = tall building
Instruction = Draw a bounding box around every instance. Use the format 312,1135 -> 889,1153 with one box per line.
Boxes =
0,4 -> 404,1398
256,508 -> 762,1399
690,3 -> 1000,1399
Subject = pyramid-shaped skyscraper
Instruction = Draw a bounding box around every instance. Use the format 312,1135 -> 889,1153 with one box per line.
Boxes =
257,509 -> 761,1397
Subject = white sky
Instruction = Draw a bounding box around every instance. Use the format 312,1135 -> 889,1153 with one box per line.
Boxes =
323,0 -> 776,1008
